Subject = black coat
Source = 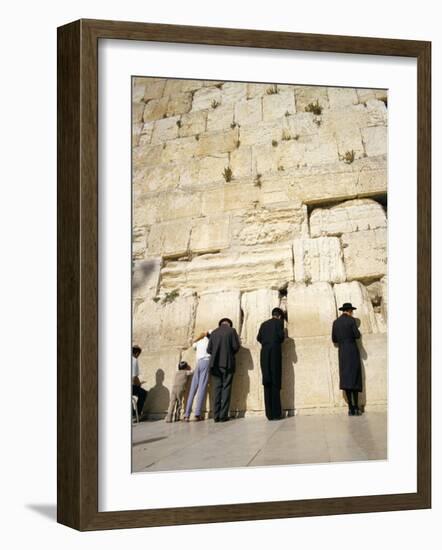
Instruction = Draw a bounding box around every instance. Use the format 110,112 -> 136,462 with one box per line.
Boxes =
207,325 -> 241,375
332,314 -> 362,391
257,318 -> 285,388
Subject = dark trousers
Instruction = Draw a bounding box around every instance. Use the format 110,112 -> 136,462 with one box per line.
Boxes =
211,368 -> 234,420
263,384 -> 282,420
132,385 -> 147,416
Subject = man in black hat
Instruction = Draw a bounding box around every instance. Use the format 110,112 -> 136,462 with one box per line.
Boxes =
207,318 -> 241,422
332,303 -> 363,416
132,345 -> 147,419
257,307 -> 286,420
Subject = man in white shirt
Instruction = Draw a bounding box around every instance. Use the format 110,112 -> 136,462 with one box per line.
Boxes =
183,332 -> 211,421
132,345 -> 147,419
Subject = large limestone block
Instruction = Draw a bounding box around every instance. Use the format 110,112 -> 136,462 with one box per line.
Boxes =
206,104 -> 234,132
361,125 -> 388,157
138,350 -> 183,414
286,336 -> 334,409
322,109 -> 366,158
287,282 -> 337,338
294,86 -> 330,112
240,121 -> 282,147
284,112 -> 319,137
158,191 -> 202,222
230,146 -> 253,179
143,79 -> 166,101
198,154 -> 230,185
234,97 -> 262,126
290,156 -> 387,204
220,81 -> 248,104
160,245 -> 294,293
240,289 -> 281,344
365,99 -> 388,126
327,87 -> 358,109
333,281 -> 379,334
133,143 -> 163,173
137,122 -> 154,148
132,258 -> 162,299
190,216 -> 231,253
230,345 -> 263,413
232,206 -> 307,246
132,81 -> 146,103
132,226 -> 147,259
179,110 -> 207,138
166,92 -> 192,117
356,88 -> 388,105
133,162 -> 180,193
152,117 -> 179,144
196,128 -> 239,156
160,136 -> 198,164
304,134 -> 338,166
202,182 -> 260,214
194,290 -> 241,335
133,293 -> 197,352
366,279 -> 388,332
247,82 -> 270,99
293,237 -> 346,284
310,198 -> 387,237
191,87 -> 222,111
147,219 -> 192,257
132,102 -> 145,124
164,79 -> 203,96
143,97 -> 168,122
262,90 -> 296,121
341,228 -> 387,280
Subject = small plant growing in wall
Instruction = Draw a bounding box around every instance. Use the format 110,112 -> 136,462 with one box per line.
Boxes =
277,165 -> 285,172
282,129 -> 292,141
266,85 -> 278,95
223,166 -> 233,182
176,119 -> 182,128
305,100 -> 323,115
340,150 -> 355,164
195,134 -> 200,141
215,82 -> 224,89
378,95 -> 388,107
161,289 -> 180,305
235,139 -> 241,149
230,122 -> 238,129
211,99 -> 220,109
272,139 -> 278,147
254,173 -> 263,187
152,296 -> 161,303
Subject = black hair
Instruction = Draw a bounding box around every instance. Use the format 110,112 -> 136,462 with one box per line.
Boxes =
132,345 -> 141,353
178,360 -> 189,370
218,317 -> 233,327
272,307 -> 284,318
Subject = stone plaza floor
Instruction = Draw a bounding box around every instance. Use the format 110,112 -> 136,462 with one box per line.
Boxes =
132,412 -> 387,472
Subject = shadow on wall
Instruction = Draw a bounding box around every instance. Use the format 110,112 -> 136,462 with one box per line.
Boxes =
145,368 -> 170,419
230,347 -> 253,418
281,337 -> 297,416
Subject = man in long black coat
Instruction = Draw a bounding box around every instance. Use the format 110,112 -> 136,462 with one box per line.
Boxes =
257,307 -> 286,420
207,318 -> 241,422
332,302 -> 363,416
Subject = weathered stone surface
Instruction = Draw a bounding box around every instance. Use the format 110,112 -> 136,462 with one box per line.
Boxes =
147,219 -> 192,257
161,136 -> 198,164
366,279 -> 388,332
161,246 -> 294,292
166,93 -> 192,117
287,282 -> 337,338
133,293 -> 197,352
191,87 -> 222,111
143,97 -> 168,122
133,162 -> 180,193
294,86 -> 330,112
202,182 -> 260,214
232,206 -> 307,246
231,345 -> 263,412
234,98 -> 262,126
240,289 -> 280,344
190,216 -> 231,253
327,87 -> 359,109
310,198 -> 387,237
341,228 -> 387,280
293,237 -> 346,283
151,116 -> 179,144
132,102 -> 145,124
132,258 -> 162,299
178,110 -> 207,138
356,88 -> 387,105
240,121 -> 282,147
132,82 -> 146,103
365,99 -> 388,126
333,281 -> 379,334
198,154 -> 230,185
132,226 -> 148,259
230,145 -> 253,179
194,290 -> 241,335
284,112 -> 319,137
220,81 -> 248,104
196,128 -> 239,156
206,104 -> 234,132
361,125 -> 388,157
263,90 -> 295,121
247,83 -> 270,99
143,79 -> 166,101
164,79 -> 202,96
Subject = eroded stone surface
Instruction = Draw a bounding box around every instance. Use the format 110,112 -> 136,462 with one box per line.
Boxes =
293,237 -> 346,283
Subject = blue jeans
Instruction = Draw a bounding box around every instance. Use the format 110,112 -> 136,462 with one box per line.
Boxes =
185,357 -> 210,417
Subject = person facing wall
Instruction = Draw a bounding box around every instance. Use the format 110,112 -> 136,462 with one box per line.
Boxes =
184,331 -> 211,421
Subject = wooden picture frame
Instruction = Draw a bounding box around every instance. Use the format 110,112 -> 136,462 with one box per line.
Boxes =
57,18 -> 431,531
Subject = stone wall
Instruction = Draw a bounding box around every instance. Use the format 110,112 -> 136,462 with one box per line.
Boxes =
132,78 -> 388,417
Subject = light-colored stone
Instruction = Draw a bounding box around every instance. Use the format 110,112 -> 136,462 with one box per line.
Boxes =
284,112 -> 319,137
202,182 -> 260,214
198,154 -> 230,185
333,281 -> 379,333
310,198 -> 387,237
230,145 -> 253,179
147,219 -> 192,257
327,87 -> 359,109
361,125 -> 388,157
194,290 -> 242,335
191,87 -> 222,111
151,116 -> 179,144
133,162 -> 180,193
240,289 -> 280,344
132,102 -> 144,124
206,104 -> 234,132
160,136 -> 199,164
220,82 -> 247,104
166,93 -> 192,117
294,86 -> 330,112
263,90 -> 295,121
178,110 -> 207,138
240,121 -> 283,147
132,82 -> 146,103
196,128 -> 239,156
293,237 -> 346,283
143,79 -> 166,101
143,97 -> 168,122
247,83 -> 270,99
287,282 -> 337,338
160,245 -> 294,292
190,216 -> 231,253
365,99 -> 388,126
234,98 -> 262,126
132,258 -> 162,299
341,228 -> 387,280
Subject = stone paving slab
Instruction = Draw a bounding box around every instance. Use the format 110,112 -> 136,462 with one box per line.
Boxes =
132,412 -> 387,472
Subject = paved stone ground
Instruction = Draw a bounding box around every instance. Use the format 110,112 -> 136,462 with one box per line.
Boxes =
132,412 -> 387,472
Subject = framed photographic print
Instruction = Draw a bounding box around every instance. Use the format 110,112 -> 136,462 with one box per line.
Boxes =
57,19 -> 431,530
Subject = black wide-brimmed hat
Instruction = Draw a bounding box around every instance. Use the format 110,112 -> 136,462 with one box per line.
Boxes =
339,302 -> 357,311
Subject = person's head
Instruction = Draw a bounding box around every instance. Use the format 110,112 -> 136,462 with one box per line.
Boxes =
132,345 -> 142,358
178,360 -> 190,371
339,303 -> 357,316
218,318 -> 233,327
272,307 -> 284,320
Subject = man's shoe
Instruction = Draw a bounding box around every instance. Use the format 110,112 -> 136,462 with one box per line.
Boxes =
220,417 -> 230,422
214,417 -> 220,423
348,407 -> 355,416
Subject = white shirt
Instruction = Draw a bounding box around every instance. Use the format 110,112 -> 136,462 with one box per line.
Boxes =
132,356 -> 140,378
193,336 -> 210,360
